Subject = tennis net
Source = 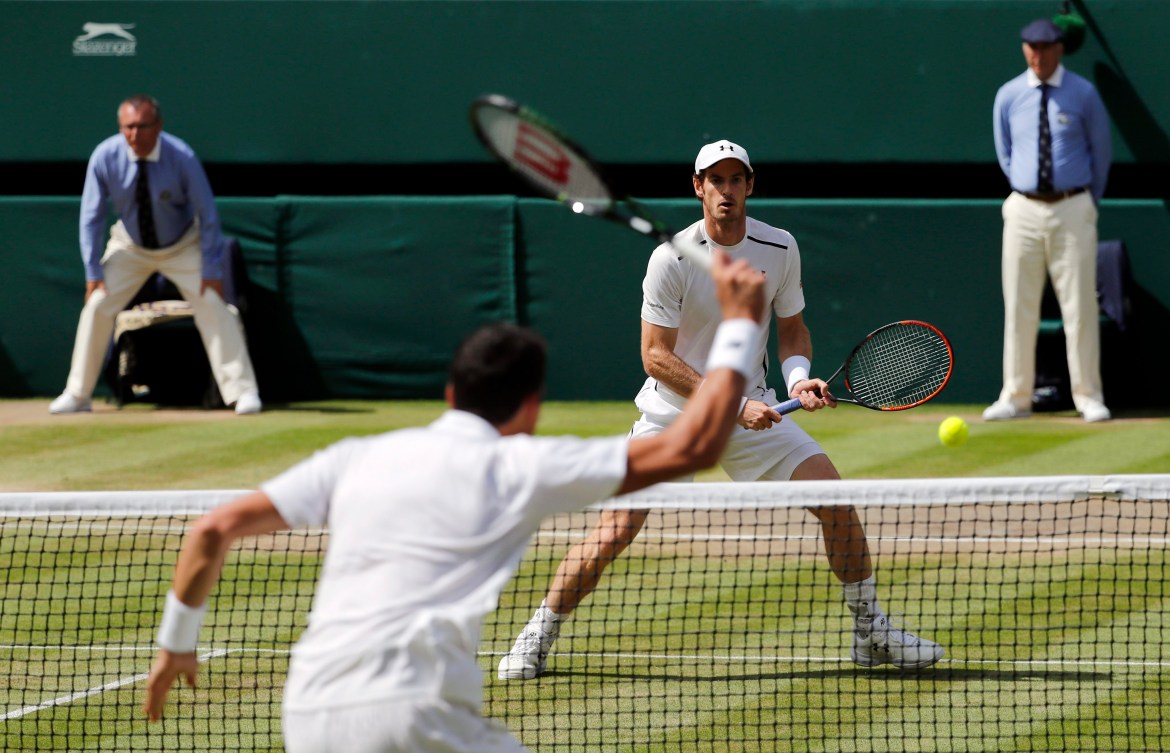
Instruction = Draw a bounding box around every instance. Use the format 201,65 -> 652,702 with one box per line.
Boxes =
2,476 -> 1168,752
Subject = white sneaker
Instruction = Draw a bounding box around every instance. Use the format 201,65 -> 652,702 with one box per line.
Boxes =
49,393 -> 92,414
234,391 -> 262,415
982,401 -> 1032,421
1081,401 -> 1112,423
851,608 -> 944,670
498,609 -> 561,680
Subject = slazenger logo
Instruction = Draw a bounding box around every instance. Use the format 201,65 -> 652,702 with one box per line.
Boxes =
72,23 -> 137,56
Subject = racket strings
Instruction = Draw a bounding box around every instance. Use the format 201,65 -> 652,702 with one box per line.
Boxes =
845,324 -> 952,409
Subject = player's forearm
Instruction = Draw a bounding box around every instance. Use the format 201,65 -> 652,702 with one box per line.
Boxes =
621,315 -> 759,494
617,367 -> 746,495
171,517 -> 235,607
777,324 -> 812,362
171,492 -> 286,606
668,368 -> 747,462
644,348 -> 703,398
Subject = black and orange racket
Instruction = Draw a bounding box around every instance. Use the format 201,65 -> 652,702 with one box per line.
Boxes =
774,321 -> 953,415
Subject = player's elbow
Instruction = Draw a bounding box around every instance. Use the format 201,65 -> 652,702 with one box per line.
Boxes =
690,433 -> 729,470
641,344 -> 674,379
187,512 -> 238,558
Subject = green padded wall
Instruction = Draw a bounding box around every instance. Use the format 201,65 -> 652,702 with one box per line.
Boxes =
274,197 -> 517,398
3,197 -> 1167,404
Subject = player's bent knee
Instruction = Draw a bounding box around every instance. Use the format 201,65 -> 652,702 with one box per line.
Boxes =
789,453 -> 840,481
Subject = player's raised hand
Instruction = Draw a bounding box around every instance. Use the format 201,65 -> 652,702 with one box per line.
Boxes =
710,249 -> 765,322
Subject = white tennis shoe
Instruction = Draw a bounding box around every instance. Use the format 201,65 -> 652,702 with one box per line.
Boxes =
234,390 -> 263,415
981,401 -> 1032,421
1080,400 -> 1112,423
49,393 -> 92,414
498,609 -> 561,680
851,607 -> 944,670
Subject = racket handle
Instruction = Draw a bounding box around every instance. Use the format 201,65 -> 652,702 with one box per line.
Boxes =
771,397 -> 803,416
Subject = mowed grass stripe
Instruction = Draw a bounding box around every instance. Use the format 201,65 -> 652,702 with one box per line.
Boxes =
985,425 -> 1170,477
806,609 -> 1166,752
3,400 -> 1165,490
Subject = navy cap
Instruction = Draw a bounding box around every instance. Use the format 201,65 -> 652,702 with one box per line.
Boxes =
1021,18 -> 1065,44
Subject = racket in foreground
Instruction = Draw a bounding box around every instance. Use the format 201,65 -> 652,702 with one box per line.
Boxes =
469,93 -> 710,269
773,320 -> 953,415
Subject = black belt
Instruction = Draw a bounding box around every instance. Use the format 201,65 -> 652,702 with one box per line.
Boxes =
1019,187 -> 1088,203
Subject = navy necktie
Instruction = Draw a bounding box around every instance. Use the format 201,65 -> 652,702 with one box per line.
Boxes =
1037,83 -> 1054,193
136,160 -> 159,248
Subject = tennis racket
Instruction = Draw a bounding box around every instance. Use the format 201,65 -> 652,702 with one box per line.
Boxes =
469,94 -> 710,268
773,320 -> 953,415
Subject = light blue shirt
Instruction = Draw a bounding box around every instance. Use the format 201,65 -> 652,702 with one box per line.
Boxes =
993,64 -> 1112,203
79,131 -> 226,281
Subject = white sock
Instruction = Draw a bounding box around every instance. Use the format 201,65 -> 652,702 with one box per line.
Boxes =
842,575 -> 881,624
536,600 -> 565,635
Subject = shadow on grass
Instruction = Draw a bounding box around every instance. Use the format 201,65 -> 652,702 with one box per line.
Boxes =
548,665 -> 1112,684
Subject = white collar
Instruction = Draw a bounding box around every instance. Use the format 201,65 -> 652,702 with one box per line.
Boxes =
431,409 -> 502,439
1027,64 -> 1065,89
125,138 -> 162,163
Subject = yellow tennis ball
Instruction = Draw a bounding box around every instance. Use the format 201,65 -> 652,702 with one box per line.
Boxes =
938,416 -> 969,448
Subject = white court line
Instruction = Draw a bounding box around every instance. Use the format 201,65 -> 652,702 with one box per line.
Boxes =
534,531 -> 1170,545
3,644 -> 1164,721
1,648 -> 229,721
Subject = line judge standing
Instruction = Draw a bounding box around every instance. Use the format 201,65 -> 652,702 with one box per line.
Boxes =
984,18 -> 1112,423
50,94 -> 262,416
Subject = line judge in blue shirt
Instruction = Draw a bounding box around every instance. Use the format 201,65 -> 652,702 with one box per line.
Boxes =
50,94 -> 262,416
984,18 -> 1112,424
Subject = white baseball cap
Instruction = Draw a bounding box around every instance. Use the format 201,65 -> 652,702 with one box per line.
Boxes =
694,140 -> 752,173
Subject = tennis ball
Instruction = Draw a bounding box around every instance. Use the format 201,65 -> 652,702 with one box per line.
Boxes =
938,416 -> 969,448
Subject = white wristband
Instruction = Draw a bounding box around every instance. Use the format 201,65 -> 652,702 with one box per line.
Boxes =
782,355 -> 811,394
157,590 -> 207,653
705,319 -> 759,379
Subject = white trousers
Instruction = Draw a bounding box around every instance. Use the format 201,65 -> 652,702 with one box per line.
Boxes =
997,191 -> 1104,412
282,699 -> 528,753
63,221 -> 258,405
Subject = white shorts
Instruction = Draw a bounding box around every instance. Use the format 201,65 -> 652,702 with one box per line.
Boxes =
630,388 -> 824,482
282,698 -> 527,753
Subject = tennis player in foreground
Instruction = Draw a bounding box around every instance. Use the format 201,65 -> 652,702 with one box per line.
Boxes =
498,140 -> 943,680
143,250 -> 764,752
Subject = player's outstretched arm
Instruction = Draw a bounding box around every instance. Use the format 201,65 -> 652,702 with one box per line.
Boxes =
143,491 -> 290,721
618,250 -> 765,495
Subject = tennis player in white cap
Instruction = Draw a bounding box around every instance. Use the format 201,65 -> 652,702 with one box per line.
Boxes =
498,140 -> 944,681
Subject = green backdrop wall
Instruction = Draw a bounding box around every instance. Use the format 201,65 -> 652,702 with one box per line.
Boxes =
3,197 -> 1167,406
1,0 -> 1167,167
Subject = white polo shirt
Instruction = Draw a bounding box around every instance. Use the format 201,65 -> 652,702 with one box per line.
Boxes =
637,217 -> 805,416
262,410 -> 628,712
